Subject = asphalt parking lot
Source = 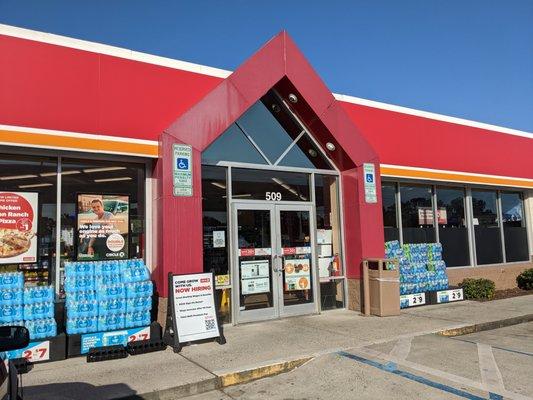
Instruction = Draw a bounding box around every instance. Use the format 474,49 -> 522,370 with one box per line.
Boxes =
192,322 -> 533,400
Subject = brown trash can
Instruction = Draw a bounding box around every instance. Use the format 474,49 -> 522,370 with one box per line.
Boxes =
364,259 -> 400,317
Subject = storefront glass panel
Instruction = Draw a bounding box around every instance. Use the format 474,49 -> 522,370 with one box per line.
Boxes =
232,168 -> 310,201
314,174 -> 344,308
400,184 -> 436,243
60,158 -> 145,296
436,187 -> 469,267
472,190 -> 503,265
501,192 -> 528,262
381,182 -> 399,242
320,280 -> 345,310
202,124 -> 268,165
236,209 -> 274,311
201,165 -> 231,323
237,92 -> 301,163
279,210 -> 314,306
0,154 -> 57,287
278,134 -> 332,170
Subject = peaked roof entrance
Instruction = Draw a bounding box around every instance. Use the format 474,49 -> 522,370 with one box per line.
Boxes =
154,31 -> 385,297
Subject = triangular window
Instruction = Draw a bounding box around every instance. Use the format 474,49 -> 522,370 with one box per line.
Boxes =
202,124 -> 268,165
201,90 -> 334,170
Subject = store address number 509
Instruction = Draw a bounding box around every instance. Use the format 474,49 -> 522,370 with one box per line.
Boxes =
265,192 -> 282,201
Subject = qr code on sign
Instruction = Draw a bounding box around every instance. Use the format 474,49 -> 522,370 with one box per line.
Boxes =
205,318 -> 216,331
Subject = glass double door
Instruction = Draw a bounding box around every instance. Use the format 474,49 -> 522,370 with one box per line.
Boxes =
232,203 -> 317,323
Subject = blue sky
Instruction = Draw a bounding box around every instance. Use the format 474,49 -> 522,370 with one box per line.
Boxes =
1,1 -> 532,132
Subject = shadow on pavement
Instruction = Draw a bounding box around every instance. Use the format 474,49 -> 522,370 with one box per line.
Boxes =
23,381 -> 144,400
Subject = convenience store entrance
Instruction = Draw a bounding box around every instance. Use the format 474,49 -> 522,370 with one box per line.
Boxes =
232,202 -> 317,323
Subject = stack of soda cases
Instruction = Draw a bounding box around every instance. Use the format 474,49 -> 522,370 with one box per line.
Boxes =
0,272 -> 56,340
65,260 -> 152,335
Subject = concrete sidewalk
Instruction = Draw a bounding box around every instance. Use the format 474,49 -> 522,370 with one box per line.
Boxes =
23,295 -> 533,400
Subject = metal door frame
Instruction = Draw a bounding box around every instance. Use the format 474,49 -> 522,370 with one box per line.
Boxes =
274,203 -> 318,318
231,202 -> 318,324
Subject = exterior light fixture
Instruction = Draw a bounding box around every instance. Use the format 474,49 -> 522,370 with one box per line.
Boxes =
308,149 -> 318,157
271,104 -> 281,113
288,94 -> 298,103
326,142 -> 336,151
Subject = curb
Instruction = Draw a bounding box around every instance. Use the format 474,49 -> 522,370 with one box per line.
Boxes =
436,313 -> 533,337
218,357 -> 313,387
116,357 -> 313,400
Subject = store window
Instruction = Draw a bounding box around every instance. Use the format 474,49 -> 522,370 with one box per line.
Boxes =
400,184 -> 435,243
201,165 -> 231,323
232,168 -> 310,201
0,154 -> 57,287
381,182 -> 399,242
436,187 -> 469,267
315,174 -> 344,310
201,90 -> 333,170
471,190 -> 503,265
60,158 -> 145,295
501,192 -> 529,262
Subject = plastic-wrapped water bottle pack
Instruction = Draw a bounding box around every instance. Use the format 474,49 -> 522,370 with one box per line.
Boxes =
385,241 -> 450,295
64,259 -> 153,334
0,272 -> 57,339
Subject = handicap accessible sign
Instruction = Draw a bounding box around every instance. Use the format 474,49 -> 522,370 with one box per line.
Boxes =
363,163 -> 377,203
172,144 -> 193,197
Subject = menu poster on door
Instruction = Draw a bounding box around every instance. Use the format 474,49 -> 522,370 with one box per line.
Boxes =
284,258 -> 311,291
170,273 -> 222,344
240,260 -> 270,295
0,192 -> 38,264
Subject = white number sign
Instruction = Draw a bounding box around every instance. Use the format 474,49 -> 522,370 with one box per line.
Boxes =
265,192 -> 282,201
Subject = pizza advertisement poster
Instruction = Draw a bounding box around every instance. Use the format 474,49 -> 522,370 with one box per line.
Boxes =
0,192 -> 39,264
283,258 -> 311,291
77,194 -> 129,261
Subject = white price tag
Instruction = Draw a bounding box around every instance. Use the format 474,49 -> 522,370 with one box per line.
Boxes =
437,288 -> 463,303
400,293 -> 426,308
22,341 -> 50,362
128,327 -> 151,342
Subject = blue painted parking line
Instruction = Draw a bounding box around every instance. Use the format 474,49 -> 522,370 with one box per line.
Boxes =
338,351 -> 496,400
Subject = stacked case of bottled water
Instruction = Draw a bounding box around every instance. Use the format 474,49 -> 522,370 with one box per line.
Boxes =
0,272 -> 24,327
65,262 -> 98,334
24,285 -> 56,339
385,241 -> 449,295
65,259 -> 152,335
0,272 -> 56,340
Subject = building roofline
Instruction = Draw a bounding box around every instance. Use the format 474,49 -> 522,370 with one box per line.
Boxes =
1,23 -> 532,140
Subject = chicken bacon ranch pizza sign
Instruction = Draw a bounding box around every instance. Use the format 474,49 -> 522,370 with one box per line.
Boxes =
0,192 -> 38,264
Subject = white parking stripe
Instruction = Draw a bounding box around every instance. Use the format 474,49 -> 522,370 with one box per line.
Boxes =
477,343 -> 505,392
355,347 -> 532,400
389,337 -> 413,361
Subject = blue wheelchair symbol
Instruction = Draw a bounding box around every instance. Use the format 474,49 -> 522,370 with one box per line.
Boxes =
177,158 -> 189,170
365,173 -> 374,183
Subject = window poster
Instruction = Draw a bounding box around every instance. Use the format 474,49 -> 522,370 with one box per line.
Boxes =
77,194 -> 129,261
284,258 -> 311,291
0,192 -> 39,264
240,260 -> 270,295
